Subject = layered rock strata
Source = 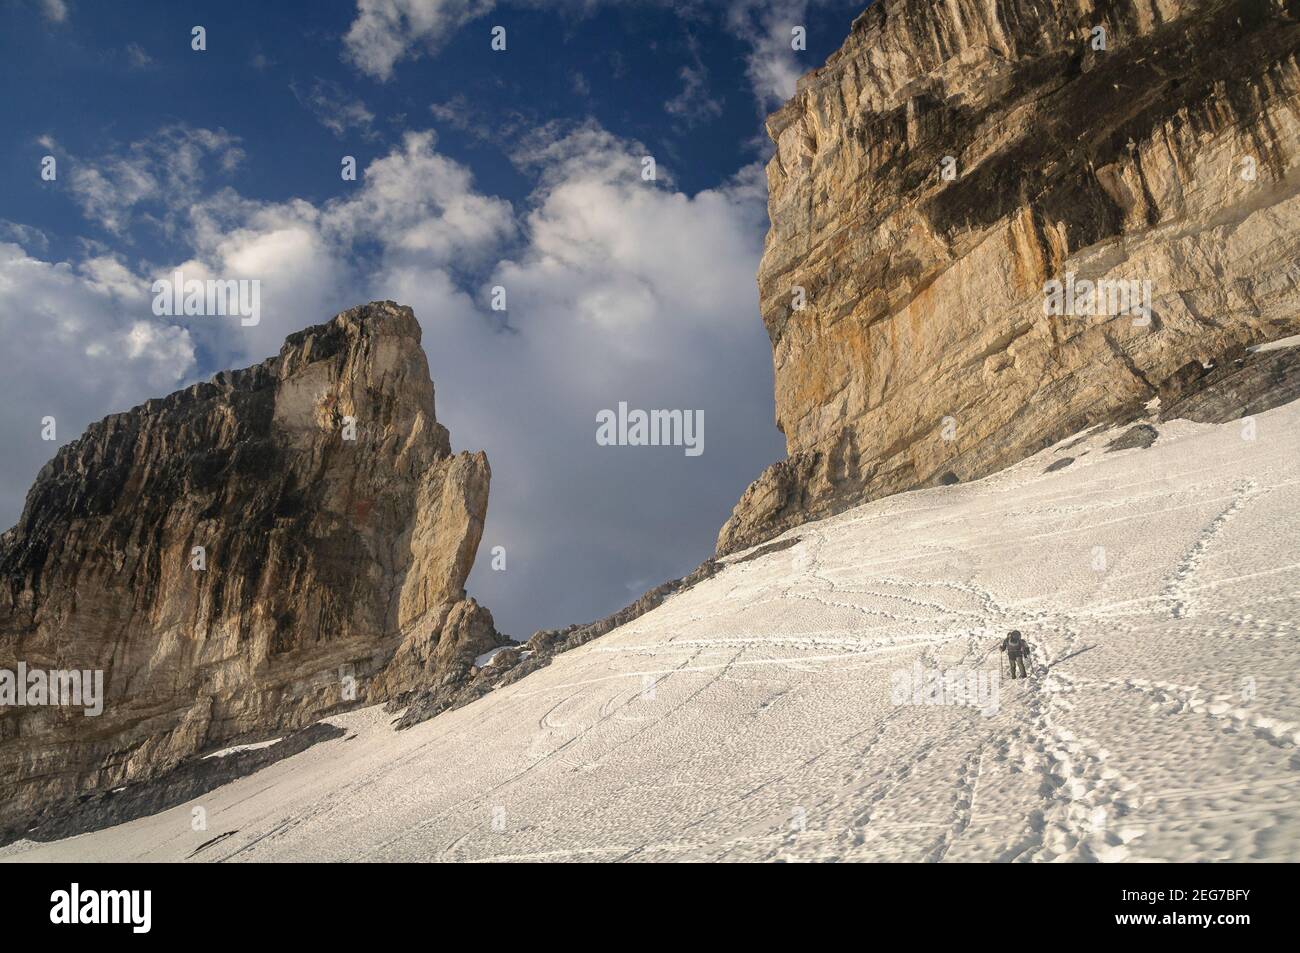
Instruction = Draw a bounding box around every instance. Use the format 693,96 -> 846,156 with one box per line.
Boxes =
0,301 -> 504,837
720,0 -> 1300,554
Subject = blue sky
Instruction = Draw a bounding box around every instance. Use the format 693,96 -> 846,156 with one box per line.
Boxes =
0,0 -> 864,636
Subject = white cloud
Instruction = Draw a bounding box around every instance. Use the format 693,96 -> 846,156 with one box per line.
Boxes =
727,0 -> 812,111
0,220 -> 50,255
123,129 -> 514,367
0,243 -> 195,521
323,130 -> 515,267
166,198 -> 344,365
39,0 -> 68,24
63,127 -> 245,235
429,95 -> 532,148
344,0 -> 497,81
78,254 -> 142,300
126,42 -> 153,69
665,64 -> 724,126
291,78 -> 377,138
512,121 -> 674,192
501,124 -> 763,343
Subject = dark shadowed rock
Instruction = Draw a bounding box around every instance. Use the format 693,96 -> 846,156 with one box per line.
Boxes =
1106,425 -> 1159,452
5,723 -> 345,847
1160,345 -> 1300,424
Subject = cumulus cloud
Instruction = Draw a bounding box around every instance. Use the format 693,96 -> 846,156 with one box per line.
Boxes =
21,124 -> 512,372
324,130 -> 515,267
163,129 -> 515,365
434,122 -> 780,632
727,0 -> 812,111
0,220 -> 50,255
343,0 -> 497,81
502,123 -> 763,347
0,242 -> 195,524
166,198 -> 346,365
62,126 -> 244,235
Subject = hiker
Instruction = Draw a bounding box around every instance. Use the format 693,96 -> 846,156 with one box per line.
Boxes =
1001,630 -> 1031,679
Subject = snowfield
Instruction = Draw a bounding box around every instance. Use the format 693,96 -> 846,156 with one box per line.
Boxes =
4,400 -> 1299,863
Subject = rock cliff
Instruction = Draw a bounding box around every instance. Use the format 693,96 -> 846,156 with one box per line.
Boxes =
0,301 -> 503,836
719,0 -> 1300,554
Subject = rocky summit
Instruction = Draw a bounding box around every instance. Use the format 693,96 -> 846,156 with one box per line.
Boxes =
0,301 -> 504,837
718,0 -> 1300,554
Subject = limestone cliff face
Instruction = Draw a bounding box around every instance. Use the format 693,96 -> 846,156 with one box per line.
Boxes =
719,0 -> 1300,553
0,301 -> 502,832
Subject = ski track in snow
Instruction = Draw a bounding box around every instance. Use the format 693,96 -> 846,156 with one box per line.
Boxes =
1161,480 -> 1261,619
4,403 -> 1299,863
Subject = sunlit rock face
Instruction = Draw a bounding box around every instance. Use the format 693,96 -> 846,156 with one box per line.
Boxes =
719,0 -> 1300,554
0,301 -> 501,835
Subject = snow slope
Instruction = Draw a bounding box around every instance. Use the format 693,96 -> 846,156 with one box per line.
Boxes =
5,401 -> 1299,863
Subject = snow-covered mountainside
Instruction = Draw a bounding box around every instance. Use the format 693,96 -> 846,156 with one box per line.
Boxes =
5,396 -> 1298,863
